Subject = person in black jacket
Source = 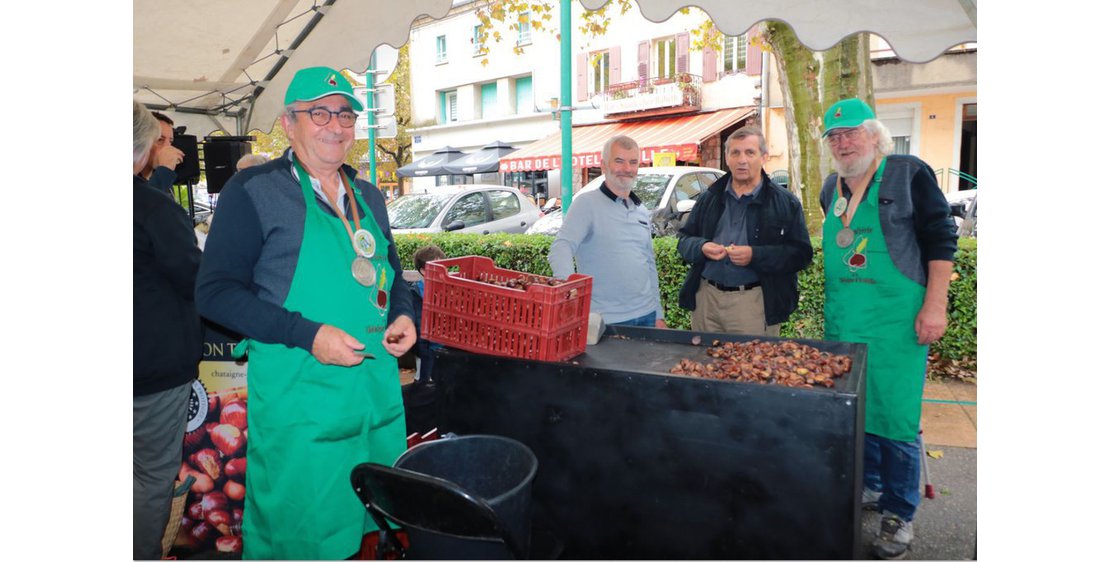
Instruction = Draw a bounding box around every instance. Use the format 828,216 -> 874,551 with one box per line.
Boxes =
677,127 -> 812,336
133,100 -> 203,560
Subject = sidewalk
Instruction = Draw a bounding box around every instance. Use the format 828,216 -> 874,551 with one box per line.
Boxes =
860,378 -> 978,560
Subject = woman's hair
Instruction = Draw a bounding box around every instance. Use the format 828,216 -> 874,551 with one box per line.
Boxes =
133,101 -> 160,167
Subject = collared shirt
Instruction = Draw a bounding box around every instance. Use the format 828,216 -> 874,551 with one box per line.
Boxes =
548,182 -> 664,324
288,151 -> 350,215
702,179 -> 763,287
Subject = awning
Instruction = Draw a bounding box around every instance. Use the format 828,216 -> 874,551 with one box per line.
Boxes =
499,107 -> 754,173
443,141 -> 518,175
396,146 -> 466,177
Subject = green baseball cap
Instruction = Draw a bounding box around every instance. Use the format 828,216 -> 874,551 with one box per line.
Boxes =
822,98 -> 875,137
284,66 -> 364,112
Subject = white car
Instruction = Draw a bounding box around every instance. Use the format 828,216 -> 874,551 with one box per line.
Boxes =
388,184 -> 542,235
945,188 -> 977,237
526,166 -> 725,236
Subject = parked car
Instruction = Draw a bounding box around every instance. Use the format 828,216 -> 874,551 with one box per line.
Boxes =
946,188 -> 977,237
387,184 -> 542,234
525,166 -> 725,236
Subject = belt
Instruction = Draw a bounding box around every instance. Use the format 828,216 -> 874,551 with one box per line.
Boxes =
705,278 -> 761,292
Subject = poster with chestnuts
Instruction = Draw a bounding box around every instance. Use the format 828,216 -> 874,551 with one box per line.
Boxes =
171,329 -> 248,556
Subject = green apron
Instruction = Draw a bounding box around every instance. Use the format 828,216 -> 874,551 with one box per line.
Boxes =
823,158 -> 927,443
238,161 -> 406,559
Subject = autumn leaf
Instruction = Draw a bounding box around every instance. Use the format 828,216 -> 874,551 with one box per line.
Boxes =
926,450 -> 944,459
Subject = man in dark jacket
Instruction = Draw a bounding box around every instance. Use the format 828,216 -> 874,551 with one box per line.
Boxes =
133,100 -> 203,560
677,127 -> 812,336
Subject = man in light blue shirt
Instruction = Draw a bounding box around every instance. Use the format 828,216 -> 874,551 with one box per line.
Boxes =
548,135 -> 666,327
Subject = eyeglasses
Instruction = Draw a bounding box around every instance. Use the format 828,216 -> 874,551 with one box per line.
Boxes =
825,127 -> 865,145
290,107 -> 358,128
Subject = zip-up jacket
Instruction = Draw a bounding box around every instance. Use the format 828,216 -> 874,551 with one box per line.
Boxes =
677,170 -> 813,325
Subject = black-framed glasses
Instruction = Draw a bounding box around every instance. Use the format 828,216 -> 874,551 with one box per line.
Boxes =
290,107 -> 358,128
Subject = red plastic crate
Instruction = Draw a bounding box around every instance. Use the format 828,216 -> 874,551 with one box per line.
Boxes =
421,255 -> 592,362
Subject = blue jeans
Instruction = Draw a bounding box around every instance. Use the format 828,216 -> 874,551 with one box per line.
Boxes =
610,311 -> 656,327
863,432 -> 921,521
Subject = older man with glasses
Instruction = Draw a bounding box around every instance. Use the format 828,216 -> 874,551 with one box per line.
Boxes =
195,66 -> 416,559
818,98 -> 957,560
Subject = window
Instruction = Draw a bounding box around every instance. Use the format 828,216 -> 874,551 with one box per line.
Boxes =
440,90 -> 458,123
488,190 -> 521,220
590,51 -> 610,95
892,137 -> 911,155
443,192 -> 489,227
516,12 -> 532,45
654,37 -> 676,79
673,173 -> 704,202
473,25 -> 482,56
515,76 -> 533,114
480,83 -> 497,118
435,35 -> 447,64
722,34 -> 748,74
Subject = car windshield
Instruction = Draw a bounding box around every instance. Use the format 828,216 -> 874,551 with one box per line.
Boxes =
387,193 -> 454,229
632,174 -> 672,210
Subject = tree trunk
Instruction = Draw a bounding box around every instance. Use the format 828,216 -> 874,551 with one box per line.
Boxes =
764,23 -> 872,235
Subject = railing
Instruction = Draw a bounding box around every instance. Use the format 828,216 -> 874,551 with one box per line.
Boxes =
602,72 -> 702,117
934,168 -> 977,191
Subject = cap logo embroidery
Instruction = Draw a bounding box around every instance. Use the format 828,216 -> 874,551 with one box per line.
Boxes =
327,74 -> 338,86
834,108 -> 842,118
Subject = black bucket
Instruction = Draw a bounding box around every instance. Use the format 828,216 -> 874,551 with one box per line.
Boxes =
394,434 -> 538,560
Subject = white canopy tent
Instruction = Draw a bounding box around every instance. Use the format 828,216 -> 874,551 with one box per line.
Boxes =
134,0 -> 975,137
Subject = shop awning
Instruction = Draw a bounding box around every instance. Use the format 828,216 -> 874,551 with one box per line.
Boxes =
498,107 -> 755,173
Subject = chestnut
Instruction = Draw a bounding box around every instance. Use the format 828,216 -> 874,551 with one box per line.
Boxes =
187,500 -> 205,521
215,535 -> 243,553
182,427 -> 208,452
206,394 -> 220,422
210,424 -> 245,457
189,471 -> 215,494
190,521 -> 215,543
220,401 -> 248,430
223,479 -> 246,502
190,448 -> 222,481
200,491 -> 229,514
206,509 -> 233,534
224,457 -> 247,481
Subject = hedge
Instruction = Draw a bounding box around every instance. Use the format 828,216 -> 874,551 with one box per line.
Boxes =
393,233 -> 977,365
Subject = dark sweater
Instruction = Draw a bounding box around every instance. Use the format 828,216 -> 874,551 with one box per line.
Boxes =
134,175 -> 203,395
194,152 -> 414,352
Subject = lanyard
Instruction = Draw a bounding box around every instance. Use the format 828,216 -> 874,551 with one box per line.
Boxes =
835,158 -> 886,226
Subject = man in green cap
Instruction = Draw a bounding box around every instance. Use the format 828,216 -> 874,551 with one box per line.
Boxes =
818,97 -> 957,559
196,66 -> 416,559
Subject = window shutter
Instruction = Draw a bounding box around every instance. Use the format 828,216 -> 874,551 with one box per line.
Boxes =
676,32 -> 689,74
637,41 -> 649,85
577,52 -> 588,101
702,42 -> 717,83
609,46 -> 621,85
745,32 -> 762,76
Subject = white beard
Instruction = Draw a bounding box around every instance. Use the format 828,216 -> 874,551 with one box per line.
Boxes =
833,145 -> 877,179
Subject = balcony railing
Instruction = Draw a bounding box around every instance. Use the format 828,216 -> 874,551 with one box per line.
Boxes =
602,72 -> 702,118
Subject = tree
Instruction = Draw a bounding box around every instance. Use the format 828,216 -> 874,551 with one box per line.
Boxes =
763,23 -> 874,234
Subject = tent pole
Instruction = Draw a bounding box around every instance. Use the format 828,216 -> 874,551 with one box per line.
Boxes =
560,0 -> 572,214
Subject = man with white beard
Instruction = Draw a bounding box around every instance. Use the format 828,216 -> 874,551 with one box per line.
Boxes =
549,135 -> 667,327
818,98 -> 957,560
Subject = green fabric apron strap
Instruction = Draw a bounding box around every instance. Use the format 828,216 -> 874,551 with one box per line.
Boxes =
241,159 -> 406,560
823,158 -> 927,443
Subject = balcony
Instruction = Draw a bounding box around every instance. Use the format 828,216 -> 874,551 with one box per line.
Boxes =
602,72 -> 702,119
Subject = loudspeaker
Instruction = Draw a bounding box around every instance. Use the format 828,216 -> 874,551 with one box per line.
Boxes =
171,134 -> 201,184
203,139 -> 252,194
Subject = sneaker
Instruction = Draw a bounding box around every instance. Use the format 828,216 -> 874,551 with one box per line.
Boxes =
872,512 -> 913,560
861,487 -> 881,511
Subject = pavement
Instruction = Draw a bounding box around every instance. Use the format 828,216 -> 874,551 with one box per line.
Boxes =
861,378 -> 978,560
